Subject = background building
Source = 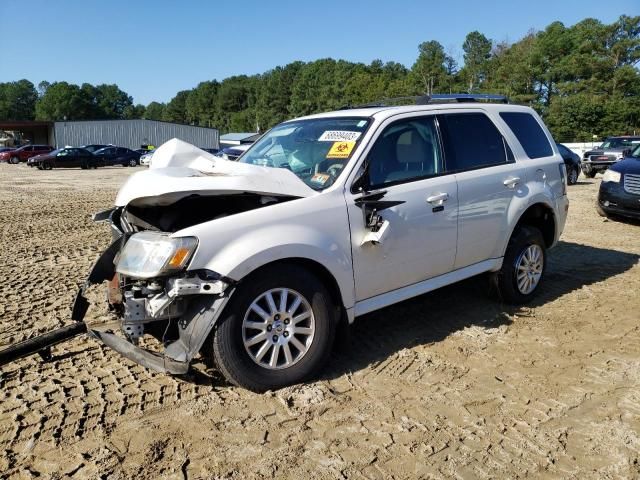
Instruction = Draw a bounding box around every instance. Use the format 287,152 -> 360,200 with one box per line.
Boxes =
0,119 -> 219,150
219,132 -> 260,149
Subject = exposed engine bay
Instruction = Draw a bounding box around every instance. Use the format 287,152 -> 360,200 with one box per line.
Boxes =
121,193 -> 293,233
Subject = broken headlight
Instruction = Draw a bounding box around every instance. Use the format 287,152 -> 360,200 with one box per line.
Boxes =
116,232 -> 198,279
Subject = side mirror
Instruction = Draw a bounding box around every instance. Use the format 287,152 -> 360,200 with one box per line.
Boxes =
352,161 -> 370,193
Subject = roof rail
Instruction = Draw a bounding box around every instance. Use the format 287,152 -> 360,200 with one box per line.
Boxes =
427,93 -> 509,104
340,93 -> 509,110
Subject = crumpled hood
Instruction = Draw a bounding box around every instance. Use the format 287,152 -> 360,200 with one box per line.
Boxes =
115,138 -> 316,207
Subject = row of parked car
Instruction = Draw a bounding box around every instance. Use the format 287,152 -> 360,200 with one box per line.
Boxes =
0,143 -> 152,169
0,143 -> 226,169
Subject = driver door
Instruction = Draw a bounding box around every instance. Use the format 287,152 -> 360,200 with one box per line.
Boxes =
346,114 -> 458,303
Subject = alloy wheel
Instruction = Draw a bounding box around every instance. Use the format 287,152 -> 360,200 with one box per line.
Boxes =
515,244 -> 544,295
242,288 -> 315,370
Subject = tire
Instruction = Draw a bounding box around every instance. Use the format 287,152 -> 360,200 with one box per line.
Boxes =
37,164 -> 43,170
128,158 -> 138,167
212,264 -> 338,392
585,170 -> 597,179
567,166 -> 579,185
10,156 -> 19,165
43,162 -> 52,170
490,226 -> 547,305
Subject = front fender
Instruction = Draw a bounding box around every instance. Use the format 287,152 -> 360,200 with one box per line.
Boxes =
192,225 -> 354,309
176,193 -> 355,310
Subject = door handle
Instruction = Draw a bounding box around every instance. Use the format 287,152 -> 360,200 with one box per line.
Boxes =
503,176 -> 521,188
426,192 -> 449,204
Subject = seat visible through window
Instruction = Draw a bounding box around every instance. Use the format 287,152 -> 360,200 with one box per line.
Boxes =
367,116 -> 442,188
385,130 -> 435,183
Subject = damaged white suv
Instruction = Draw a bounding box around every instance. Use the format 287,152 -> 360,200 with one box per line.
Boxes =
73,96 -> 569,392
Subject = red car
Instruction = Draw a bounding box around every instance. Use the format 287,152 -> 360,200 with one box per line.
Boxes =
0,145 -> 54,164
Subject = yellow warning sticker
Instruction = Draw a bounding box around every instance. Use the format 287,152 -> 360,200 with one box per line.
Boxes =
327,141 -> 355,159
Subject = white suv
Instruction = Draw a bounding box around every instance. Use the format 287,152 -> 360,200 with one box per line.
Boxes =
73,96 -> 569,392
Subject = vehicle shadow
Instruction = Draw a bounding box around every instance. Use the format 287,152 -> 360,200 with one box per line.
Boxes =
571,181 -> 593,186
604,215 -> 640,227
320,240 -> 639,381
180,240 -> 638,388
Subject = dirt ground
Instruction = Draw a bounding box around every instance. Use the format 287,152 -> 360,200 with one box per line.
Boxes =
0,163 -> 638,479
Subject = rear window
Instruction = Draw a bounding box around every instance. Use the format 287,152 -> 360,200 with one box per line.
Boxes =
500,112 -> 553,159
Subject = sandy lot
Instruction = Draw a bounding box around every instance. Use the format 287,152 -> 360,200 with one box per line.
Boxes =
0,163 -> 639,479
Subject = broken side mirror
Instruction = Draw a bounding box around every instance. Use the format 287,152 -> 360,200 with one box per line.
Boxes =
351,160 -> 370,193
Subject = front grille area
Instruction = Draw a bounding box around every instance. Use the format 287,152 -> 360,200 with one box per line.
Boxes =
624,173 -> 640,195
588,154 -> 616,162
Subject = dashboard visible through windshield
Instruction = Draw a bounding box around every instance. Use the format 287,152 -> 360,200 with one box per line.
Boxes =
240,117 -> 371,190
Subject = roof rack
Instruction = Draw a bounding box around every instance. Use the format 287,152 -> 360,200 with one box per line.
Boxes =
341,93 -> 509,110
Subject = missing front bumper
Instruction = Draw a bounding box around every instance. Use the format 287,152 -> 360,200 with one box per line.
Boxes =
71,240 -> 234,374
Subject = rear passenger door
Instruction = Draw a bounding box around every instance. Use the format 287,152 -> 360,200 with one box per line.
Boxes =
115,148 -> 129,165
438,111 -> 527,269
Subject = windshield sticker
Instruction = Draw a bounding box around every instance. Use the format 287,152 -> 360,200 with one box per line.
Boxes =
327,141 -> 356,159
357,120 -> 367,127
319,131 -> 362,142
310,173 -> 331,186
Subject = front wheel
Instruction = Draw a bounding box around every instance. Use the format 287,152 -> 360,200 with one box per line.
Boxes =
490,226 -> 546,304
128,158 -> 138,167
10,156 -> 19,164
211,264 -> 337,392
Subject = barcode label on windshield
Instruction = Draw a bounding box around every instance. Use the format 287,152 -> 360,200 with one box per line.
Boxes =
319,131 -> 362,142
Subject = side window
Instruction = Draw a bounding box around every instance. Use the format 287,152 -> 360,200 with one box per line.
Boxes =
367,116 -> 443,188
438,113 -> 507,172
499,112 -> 553,159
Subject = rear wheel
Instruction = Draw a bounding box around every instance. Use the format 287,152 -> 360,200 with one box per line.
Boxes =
490,226 -> 546,304
212,265 -> 337,392
567,166 -> 579,185
585,170 -> 597,179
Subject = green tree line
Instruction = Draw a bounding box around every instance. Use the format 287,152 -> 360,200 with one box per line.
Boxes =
1,15 -> 638,141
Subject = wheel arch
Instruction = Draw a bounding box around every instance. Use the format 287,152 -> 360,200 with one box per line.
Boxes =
234,257 -> 348,320
504,202 -> 556,255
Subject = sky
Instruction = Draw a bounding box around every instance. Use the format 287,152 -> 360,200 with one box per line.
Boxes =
2,0 -> 637,105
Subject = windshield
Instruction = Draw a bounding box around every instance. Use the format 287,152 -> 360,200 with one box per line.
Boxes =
240,117 -> 370,190
599,138 -> 640,149
630,144 -> 640,157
